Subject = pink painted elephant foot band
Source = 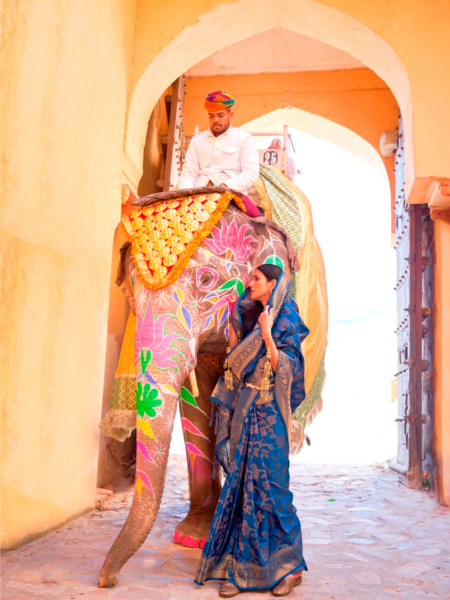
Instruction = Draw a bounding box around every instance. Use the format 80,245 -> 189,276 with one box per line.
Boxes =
181,535 -> 200,548
173,530 -> 182,544
173,531 -> 206,548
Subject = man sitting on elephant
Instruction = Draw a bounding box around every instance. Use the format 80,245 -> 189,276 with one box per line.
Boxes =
179,90 -> 260,198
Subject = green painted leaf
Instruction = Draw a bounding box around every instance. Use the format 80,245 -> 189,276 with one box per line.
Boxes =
148,387 -> 159,400
136,382 -> 162,418
140,349 -> 152,374
236,280 -> 244,296
217,278 -> 238,291
180,386 -> 199,409
264,255 -> 284,270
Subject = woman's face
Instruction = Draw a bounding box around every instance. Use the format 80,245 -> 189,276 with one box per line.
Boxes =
249,269 -> 275,304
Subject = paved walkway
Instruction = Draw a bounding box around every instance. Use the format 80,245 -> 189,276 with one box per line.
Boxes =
2,455 -> 450,600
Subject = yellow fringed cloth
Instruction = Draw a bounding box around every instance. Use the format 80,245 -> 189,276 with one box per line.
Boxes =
99,312 -> 137,441
121,190 -> 245,291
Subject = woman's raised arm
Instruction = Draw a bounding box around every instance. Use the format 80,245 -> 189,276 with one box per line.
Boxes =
229,324 -> 239,350
258,307 -> 279,371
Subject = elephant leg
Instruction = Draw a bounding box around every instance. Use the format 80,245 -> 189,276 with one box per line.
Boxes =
174,353 -> 225,548
98,393 -> 178,587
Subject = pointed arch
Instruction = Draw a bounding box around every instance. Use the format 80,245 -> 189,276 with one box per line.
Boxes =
126,0 -> 412,187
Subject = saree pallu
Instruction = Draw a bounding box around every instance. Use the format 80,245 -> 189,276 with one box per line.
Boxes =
195,273 -> 309,590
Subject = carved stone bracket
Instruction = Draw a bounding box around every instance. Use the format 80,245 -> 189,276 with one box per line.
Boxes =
427,181 -> 450,224
380,128 -> 398,158
121,183 -> 138,205
121,184 -> 138,219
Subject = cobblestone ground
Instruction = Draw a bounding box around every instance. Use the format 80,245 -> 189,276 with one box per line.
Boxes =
2,455 -> 450,600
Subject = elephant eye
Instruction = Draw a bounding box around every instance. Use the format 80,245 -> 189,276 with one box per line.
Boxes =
200,271 -> 213,285
196,266 -> 219,291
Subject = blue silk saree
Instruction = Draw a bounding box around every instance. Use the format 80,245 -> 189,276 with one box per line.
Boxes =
195,272 -> 310,591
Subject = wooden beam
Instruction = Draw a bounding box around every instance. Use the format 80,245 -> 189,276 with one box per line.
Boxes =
407,204 -> 423,488
163,75 -> 185,192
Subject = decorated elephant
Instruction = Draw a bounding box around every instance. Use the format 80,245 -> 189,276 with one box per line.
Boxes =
98,166 -> 328,587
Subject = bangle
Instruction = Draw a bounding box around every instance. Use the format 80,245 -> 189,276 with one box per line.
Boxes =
262,336 -> 272,340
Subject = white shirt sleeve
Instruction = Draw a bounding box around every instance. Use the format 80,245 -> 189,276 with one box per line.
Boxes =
178,139 -> 200,189
225,135 -> 260,193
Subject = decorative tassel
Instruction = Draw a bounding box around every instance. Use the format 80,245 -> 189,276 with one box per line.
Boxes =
223,346 -> 234,390
259,346 -> 273,401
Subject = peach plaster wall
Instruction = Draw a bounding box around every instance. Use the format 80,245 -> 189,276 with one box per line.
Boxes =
1,0 -> 138,550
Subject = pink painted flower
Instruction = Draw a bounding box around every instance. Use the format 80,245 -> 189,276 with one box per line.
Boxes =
136,301 -> 185,372
205,217 -> 257,263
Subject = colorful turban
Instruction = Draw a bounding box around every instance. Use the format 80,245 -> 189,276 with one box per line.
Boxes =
204,91 -> 235,112
268,139 -> 282,150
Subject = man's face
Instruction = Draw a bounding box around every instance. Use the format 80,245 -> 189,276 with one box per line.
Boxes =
208,109 -> 233,136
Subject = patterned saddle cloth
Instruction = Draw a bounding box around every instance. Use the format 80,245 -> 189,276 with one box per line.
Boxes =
121,188 -> 245,290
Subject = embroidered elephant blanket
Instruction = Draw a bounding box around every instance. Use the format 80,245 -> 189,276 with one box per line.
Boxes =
121,188 -> 246,291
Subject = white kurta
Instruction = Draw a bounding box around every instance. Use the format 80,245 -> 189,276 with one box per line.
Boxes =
178,126 -> 259,194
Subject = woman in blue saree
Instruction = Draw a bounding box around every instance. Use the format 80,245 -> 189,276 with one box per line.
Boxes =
195,264 -> 310,597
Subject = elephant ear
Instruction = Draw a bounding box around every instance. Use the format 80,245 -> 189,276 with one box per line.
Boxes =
249,215 -> 300,272
270,223 -> 299,271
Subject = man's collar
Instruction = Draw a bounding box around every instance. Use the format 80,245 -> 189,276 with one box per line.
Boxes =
207,124 -> 233,138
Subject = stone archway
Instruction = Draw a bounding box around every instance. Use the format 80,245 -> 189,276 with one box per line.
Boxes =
125,0 -> 412,189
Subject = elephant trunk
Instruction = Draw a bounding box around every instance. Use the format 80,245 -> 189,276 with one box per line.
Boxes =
98,397 -> 176,587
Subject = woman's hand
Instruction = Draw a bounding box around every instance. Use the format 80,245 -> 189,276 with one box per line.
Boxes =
258,306 -> 274,338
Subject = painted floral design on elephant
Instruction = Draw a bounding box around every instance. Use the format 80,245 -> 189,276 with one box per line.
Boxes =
205,215 -> 257,264
195,213 -> 256,335
256,226 -> 287,266
135,299 -> 186,374
179,386 -> 213,478
133,277 -> 209,499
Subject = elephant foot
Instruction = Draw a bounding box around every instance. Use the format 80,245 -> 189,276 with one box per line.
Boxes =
173,512 -> 213,548
97,569 -> 118,588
